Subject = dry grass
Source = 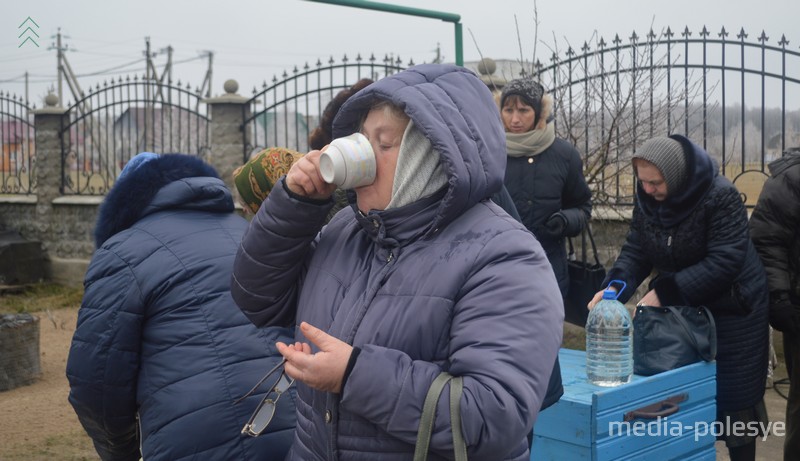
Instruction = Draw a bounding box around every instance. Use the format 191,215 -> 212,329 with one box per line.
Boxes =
730,169 -> 770,206
0,283 -> 84,314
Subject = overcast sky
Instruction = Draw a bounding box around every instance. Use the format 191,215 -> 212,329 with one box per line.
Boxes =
1,0 -> 798,105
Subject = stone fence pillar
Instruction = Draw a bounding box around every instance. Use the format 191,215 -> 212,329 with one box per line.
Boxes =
476,57 -> 507,92
204,80 -> 251,191
30,93 -> 69,249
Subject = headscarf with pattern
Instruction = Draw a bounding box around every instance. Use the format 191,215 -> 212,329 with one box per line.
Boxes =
233,147 -> 303,213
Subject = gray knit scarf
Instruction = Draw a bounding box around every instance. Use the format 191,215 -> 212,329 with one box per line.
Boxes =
505,122 -> 556,157
386,120 -> 448,210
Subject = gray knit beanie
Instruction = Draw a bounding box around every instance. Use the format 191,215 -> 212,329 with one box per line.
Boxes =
501,78 -> 545,126
632,136 -> 688,194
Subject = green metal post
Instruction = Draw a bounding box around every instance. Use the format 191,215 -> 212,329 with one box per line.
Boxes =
454,22 -> 463,66
305,0 -> 463,66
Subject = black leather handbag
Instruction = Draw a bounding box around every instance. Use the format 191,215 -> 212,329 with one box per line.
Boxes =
633,305 -> 717,376
564,224 -> 606,327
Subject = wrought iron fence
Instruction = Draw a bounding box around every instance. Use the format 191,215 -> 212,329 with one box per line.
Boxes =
0,92 -> 34,194
60,76 -> 210,195
2,26 -> 798,206
525,26 -> 800,207
242,54 -> 410,162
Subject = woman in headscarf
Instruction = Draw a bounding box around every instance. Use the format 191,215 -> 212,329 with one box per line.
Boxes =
589,135 -> 770,461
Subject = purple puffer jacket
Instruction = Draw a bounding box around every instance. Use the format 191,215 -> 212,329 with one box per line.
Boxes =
231,64 -> 564,461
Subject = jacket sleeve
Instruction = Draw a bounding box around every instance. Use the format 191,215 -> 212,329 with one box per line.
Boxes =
66,248 -> 144,461
652,184 -> 752,308
560,145 -> 592,237
339,228 -> 564,459
231,179 -> 333,327
750,168 -> 800,295
604,207 -> 654,303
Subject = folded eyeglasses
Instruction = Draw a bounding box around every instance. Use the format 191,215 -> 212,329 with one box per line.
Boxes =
234,357 -> 295,437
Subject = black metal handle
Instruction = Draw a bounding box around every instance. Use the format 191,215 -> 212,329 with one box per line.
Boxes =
623,393 -> 688,421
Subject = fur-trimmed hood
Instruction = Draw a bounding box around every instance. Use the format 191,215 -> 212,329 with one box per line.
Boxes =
94,154 -> 231,247
533,94 -> 554,131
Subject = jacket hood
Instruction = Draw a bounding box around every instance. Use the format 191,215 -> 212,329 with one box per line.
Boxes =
768,147 -> 800,176
331,64 -> 507,234
636,134 -> 717,227
94,154 -> 230,247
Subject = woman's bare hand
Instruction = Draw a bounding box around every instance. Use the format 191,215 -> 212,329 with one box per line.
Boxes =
285,150 -> 337,200
276,322 -> 353,394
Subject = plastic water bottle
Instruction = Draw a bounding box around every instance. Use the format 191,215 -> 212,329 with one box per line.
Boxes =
586,281 -> 633,386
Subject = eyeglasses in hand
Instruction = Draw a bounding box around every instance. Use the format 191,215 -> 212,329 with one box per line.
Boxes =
234,357 -> 295,437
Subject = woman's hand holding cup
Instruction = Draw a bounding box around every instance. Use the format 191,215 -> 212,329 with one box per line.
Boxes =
285,149 -> 337,200
319,133 -> 376,189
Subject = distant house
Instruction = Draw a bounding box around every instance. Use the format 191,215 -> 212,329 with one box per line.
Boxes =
252,110 -> 312,154
113,106 -> 207,159
0,120 -> 34,173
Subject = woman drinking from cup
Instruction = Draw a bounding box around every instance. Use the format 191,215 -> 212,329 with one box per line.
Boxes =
230,64 -> 563,460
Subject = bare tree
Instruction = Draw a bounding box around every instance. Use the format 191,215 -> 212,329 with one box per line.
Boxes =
535,29 -> 712,215
469,9 -> 715,215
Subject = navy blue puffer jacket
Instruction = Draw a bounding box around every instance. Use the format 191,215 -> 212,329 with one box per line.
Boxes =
67,154 -> 296,461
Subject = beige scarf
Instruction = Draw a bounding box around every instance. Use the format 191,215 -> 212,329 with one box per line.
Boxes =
505,122 -> 556,157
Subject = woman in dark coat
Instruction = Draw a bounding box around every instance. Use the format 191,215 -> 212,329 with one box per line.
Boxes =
500,78 -> 592,297
67,153 -> 296,461
749,147 -> 800,461
589,135 -> 769,461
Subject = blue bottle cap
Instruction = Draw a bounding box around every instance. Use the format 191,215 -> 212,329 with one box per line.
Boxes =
602,280 -> 626,300
602,288 -> 618,300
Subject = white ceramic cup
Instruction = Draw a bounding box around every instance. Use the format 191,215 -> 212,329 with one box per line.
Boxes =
319,132 -> 376,189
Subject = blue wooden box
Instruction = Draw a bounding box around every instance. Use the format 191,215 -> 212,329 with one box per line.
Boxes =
531,349 -> 717,461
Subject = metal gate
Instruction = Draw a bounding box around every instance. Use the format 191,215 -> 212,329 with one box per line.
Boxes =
0,93 -> 34,194
60,77 -> 210,195
242,54 -> 410,162
529,26 -> 800,206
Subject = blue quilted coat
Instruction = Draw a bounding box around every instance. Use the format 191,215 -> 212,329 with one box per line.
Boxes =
231,65 -> 564,460
605,135 -> 769,412
66,154 -> 296,461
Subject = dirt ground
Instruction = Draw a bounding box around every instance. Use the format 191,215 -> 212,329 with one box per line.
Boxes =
0,307 -> 97,461
0,308 -> 791,460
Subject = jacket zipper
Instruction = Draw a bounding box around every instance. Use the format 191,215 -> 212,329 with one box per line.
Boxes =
328,248 -> 396,461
